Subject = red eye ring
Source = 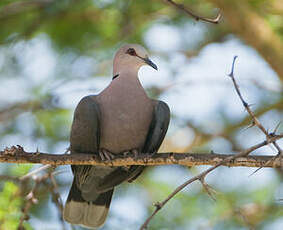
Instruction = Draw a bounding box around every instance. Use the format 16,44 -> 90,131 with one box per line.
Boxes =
126,48 -> 137,56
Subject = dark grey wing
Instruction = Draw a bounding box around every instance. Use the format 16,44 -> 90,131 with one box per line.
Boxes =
70,96 -> 118,199
96,100 -> 170,191
142,100 -> 170,153
70,95 -> 100,154
70,95 -> 100,189
64,95 -> 114,228
127,100 -> 170,182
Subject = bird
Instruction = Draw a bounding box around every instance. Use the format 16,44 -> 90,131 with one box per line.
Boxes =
63,44 -> 170,229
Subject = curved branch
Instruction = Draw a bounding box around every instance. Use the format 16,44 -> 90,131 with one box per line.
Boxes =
165,0 -> 221,24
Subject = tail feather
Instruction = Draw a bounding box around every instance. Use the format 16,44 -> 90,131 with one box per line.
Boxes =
63,180 -> 113,229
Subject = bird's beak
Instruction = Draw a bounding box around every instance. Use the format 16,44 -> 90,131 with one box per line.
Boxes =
143,57 -> 158,70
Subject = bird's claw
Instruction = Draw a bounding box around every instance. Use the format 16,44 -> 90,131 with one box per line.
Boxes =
123,149 -> 139,159
99,149 -> 115,161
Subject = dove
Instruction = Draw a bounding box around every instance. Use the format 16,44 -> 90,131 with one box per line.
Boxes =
63,44 -> 170,229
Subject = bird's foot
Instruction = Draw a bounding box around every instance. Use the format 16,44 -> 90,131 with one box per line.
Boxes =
123,149 -> 139,158
99,149 -> 115,161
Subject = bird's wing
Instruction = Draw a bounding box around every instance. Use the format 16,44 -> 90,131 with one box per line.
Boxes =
127,100 -> 170,182
69,96 -> 100,193
142,100 -> 170,153
64,95 -> 114,228
70,95 -> 100,155
69,95 -> 115,199
95,100 -> 170,191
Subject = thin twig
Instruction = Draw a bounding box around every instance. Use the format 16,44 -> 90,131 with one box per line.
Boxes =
0,0 -> 52,19
228,56 -> 282,156
165,0 -> 221,24
20,164 -> 52,181
48,172 -> 67,230
18,173 -> 49,229
140,137 -> 282,229
17,167 -> 67,229
0,175 -> 21,183
199,176 -> 217,201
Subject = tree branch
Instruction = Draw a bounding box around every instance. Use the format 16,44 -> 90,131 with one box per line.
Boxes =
139,134 -> 283,229
228,56 -> 282,156
165,0 -> 221,24
139,56 -> 283,230
209,0 -> 283,81
0,140 -> 282,168
0,0 -> 52,20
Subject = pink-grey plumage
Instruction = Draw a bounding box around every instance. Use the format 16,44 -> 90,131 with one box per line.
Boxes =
63,44 -> 170,229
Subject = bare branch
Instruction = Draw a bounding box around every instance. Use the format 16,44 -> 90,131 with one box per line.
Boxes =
139,57 -> 283,229
228,56 -> 282,156
13,166 -> 66,229
0,100 -> 42,123
20,165 -> 52,181
209,0 -> 283,80
0,0 -> 52,19
18,173 -> 49,229
48,172 -> 67,230
0,141 -> 282,168
0,175 -> 21,183
165,0 -> 221,24
139,135 -> 282,229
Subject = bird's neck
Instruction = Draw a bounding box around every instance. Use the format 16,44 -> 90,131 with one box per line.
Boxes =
112,66 -> 143,85
103,69 -> 148,98
111,72 -> 143,89
113,64 -> 140,77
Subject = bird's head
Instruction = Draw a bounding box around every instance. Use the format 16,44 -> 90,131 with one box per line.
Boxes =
113,44 -> 157,76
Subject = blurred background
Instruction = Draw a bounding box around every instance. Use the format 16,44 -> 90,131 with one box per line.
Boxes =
0,0 -> 282,229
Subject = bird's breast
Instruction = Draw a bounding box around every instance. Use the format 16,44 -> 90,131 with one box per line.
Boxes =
97,91 -> 153,154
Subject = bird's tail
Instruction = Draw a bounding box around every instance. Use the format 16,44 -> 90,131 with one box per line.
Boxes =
63,180 -> 114,229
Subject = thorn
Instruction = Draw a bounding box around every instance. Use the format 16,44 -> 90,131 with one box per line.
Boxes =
249,167 -> 263,177
228,56 -> 238,77
35,147 -> 40,155
154,202 -> 162,209
199,177 -> 217,201
273,121 -> 282,134
64,147 -> 70,154
17,145 -> 24,151
243,101 -> 248,107
241,121 -> 256,132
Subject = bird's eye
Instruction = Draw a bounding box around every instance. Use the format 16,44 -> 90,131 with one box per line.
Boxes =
126,48 -> 137,56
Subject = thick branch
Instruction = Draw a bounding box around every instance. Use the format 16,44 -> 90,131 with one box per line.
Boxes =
0,143 -> 282,168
